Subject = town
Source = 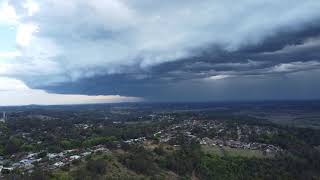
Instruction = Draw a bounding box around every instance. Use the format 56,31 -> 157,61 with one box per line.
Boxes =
0,102 -> 319,179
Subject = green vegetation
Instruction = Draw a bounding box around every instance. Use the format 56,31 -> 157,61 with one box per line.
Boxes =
201,145 -> 273,158
197,153 -> 320,180
0,103 -> 320,179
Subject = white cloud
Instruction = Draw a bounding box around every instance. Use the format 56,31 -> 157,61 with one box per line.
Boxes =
23,0 -> 39,16
16,23 -> 38,46
208,75 -> 233,80
0,77 -> 29,91
0,50 -> 21,58
270,61 -> 320,73
0,1 -> 18,25
0,77 -> 141,106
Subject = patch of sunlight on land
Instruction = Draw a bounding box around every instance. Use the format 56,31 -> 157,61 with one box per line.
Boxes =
201,145 -> 275,158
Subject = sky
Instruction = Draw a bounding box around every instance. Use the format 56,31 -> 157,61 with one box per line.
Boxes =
0,0 -> 320,105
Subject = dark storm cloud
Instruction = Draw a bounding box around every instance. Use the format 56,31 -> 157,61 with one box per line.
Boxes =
4,0 -> 320,101
43,69 -> 320,102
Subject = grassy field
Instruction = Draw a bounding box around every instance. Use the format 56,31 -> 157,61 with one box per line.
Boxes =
201,145 -> 274,158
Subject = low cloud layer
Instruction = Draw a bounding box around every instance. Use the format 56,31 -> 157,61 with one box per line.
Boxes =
0,77 -> 141,106
1,0 -> 320,102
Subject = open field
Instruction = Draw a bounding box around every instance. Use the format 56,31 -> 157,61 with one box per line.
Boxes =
202,145 -> 274,158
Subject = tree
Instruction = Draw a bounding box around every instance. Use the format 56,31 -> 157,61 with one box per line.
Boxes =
5,137 -> 24,154
86,159 -> 107,175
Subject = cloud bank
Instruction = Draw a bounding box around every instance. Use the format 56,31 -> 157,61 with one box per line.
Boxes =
0,0 -> 320,102
0,77 -> 141,106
